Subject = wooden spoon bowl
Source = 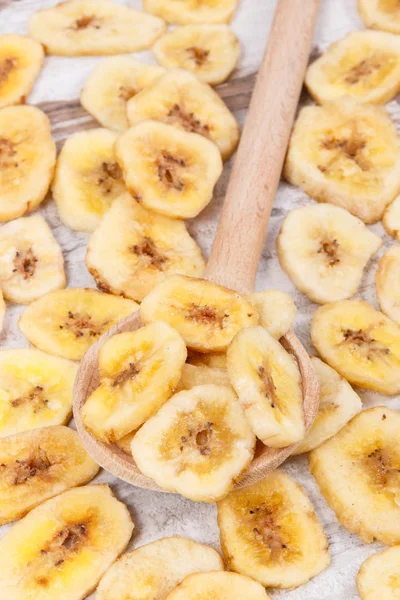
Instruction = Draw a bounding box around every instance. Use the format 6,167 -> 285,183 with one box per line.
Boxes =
73,0 -> 321,492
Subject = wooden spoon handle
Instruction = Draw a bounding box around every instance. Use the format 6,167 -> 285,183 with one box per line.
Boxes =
205,0 -> 321,294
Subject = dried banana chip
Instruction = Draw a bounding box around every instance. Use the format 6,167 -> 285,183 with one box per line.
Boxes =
246,290 -> 296,339
357,545 -> 400,600
165,571 -> 270,600
143,0 -> 238,25
359,0 -> 400,34
376,245 -> 400,325
383,196 -> 400,241
0,34 -> 44,108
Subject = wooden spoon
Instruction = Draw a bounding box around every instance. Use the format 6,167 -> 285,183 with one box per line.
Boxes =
73,0 -> 321,491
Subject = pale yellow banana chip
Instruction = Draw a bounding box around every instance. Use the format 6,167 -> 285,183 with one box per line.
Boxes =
277,203 -> 382,304
18,288 -> 138,361
153,25 -> 240,85
28,0 -> 166,56
81,56 -> 165,131
217,470 -> 330,589
0,215 -> 66,304
140,275 -> 258,352
383,196 -> 400,241
293,357 -> 362,454
86,194 -> 205,302
246,290 -> 296,339
82,322 -> 187,443
0,425 -> 99,525
176,363 -> 231,392
131,384 -> 256,502
0,34 -> 44,108
357,545 -> 400,600
0,348 -> 77,438
227,326 -> 304,448
311,299 -> 400,394
143,0 -> 238,25
126,69 -> 240,160
0,105 -> 56,222
376,245 -> 400,325
97,536 -> 224,600
0,289 -> 5,333
359,0 -> 400,34
284,99 -> 400,223
310,406 -> 400,545
116,121 -> 223,219
0,484 -> 133,600
53,128 -> 127,232
166,571 -> 270,600
114,431 -> 136,455
306,30 -> 400,104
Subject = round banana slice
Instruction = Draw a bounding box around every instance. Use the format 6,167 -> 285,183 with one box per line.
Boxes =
116,121 -> 223,219
0,34 -> 44,108
176,363 -> 231,392
227,326 -> 304,448
131,384 -> 256,503
246,290 -> 296,339
0,289 -> 5,333
53,128 -> 127,232
376,245 -> 400,325
0,484 -> 133,600
18,288 -> 138,361
28,0 -> 166,56
140,275 -> 258,352
166,571 -> 270,600
310,406 -> 400,545
359,0 -> 400,34
80,56 -> 165,131
0,105 -> 56,222
81,322 -> 187,443
0,348 -> 77,438
357,545 -> 400,600
126,69 -> 240,161
383,196 -> 400,241
0,215 -> 66,304
306,30 -> 400,105
311,299 -> 400,394
293,357 -> 362,455
86,194 -> 205,302
277,204 -> 382,304
217,470 -> 330,589
284,99 -> 400,224
143,0 -> 238,25
97,536 -> 224,600
153,25 -> 240,86
0,425 -> 99,525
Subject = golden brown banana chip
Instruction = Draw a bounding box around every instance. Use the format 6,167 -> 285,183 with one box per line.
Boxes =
0,34 -> 44,108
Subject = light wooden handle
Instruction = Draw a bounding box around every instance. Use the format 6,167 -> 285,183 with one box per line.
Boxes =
206,0 -> 321,294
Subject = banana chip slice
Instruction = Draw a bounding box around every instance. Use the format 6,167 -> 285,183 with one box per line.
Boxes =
28,0 -> 166,56
246,290 -> 296,340
310,406 -> 400,544
153,25 -> 240,85
383,196 -> 400,241
277,204 -> 382,304
81,57 -> 165,131
306,30 -> 400,104
187,350 -> 227,368
0,485 -> 133,600
357,545 -> 400,600
116,121 -> 223,219
217,470 -> 330,589
140,275 -> 258,352
86,195 -> 205,302
284,99 -> 400,224
0,34 -> 44,108
0,105 -> 56,222
19,288 -> 138,361
82,323 -> 187,443
166,572 -> 270,600
0,348 -> 77,438
227,326 -> 304,448
359,0 -> 400,34
311,299 -> 400,394
376,245 -> 400,325
97,536 -> 224,600
0,425 -> 99,525
0,290 -> 4,333
177,363 -> 231,392
0,215 -> 66,304
131,384 -> 256,502
53,128 -> 127,232
126,69 -> 239,160
143,0 -> 238,25
293,357 -> 362,455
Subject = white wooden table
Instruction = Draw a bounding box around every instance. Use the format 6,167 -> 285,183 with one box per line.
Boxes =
1,1 -> 399,598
